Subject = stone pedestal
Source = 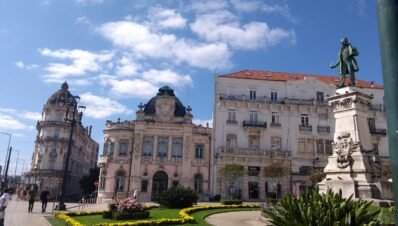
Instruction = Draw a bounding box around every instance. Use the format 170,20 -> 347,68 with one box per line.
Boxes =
318,87 -> 383,199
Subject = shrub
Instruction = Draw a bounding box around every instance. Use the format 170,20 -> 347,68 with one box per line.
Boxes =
221,200 -> 242,205
103,197 -> 149,220
102,211 -> 112,219
264,188 -> 382,226
157,185 -> 198,208
112,211 -> 150,220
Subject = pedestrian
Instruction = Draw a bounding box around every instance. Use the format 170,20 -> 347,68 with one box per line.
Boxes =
0,189 -> 12,226
28,186 -> 37,213
40,187 -> 50,213
133,189 -> 138,200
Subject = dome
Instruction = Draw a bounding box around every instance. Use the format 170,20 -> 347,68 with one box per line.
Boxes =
143,86 -> 186,117
46,82 -> 77,106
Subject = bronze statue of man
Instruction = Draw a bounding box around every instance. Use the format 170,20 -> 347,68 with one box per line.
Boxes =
330,37 -> 359,88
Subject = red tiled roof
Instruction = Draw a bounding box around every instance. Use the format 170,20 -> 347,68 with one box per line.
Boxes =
220,70 -> 383,89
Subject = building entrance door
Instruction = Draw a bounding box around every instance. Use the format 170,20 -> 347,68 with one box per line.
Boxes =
151,171 -> 168,201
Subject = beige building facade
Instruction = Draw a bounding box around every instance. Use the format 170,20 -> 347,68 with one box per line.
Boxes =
97,86 -> 212,202
27,82 -> 99,197
212,70 -> 388,201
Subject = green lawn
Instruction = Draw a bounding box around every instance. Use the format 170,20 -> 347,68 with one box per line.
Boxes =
368,205 -> 395,225
46,207 -> 260,226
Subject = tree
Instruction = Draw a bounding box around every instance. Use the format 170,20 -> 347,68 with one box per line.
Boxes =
219,164 -> 244,199
79,167 -> 100,195
309,169 -> 326,184
263,161 -> 290,199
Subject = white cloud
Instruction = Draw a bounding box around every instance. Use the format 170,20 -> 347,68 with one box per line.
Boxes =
0,113 -> 34,131
76,16 -> 91,25
142,69 -> 192,87
98,21 -> 231,70
100,76 -> 158,98
19,112 -> 42,121
116,57 -> 140,77
75,0 -> 104,4
39,48 -> 113,83
189,0 -> 228,13
0,108 -> 41,121
15,61 -> 39,70
193,118 -> 213,128
80,93 -> 132,119
230,0 -> 294,21
148,7 -> 187,29
190,10 -> 296,50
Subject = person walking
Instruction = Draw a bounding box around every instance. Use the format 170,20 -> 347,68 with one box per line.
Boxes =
28,186 -> 37,213
0,189 -> 12,226
40,187 -> 50,213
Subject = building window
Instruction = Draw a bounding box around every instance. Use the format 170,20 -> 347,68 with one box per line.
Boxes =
325,140 -> 333,155
54,128 -> 60,138
271,92 -> 278,101
301,114 -> 309,126
271,136 -> 281,151
298,138 -> 306,153
141,180 -> 148,192
143,136 -> 154,157
115,171 -> 125,192
49,160 -> 55,170
249,90 -> 256,100
271,112 -> 280,125
307,138 -> 314,153
194,174 -> 203,193
119,139 -> 128,156
99,173 -> 106,191
195,144 -> 204,159
316,91 -> 324,102
103,140 -> 115,156
172,137 -> 183,158
157,137 -> 168,158
368,118 -> 376,130
250,111 -> 258,123
227,110 -> 237,123
56,112 -> 63,122
248,182 -> 259,199
49,143 -> 57,158
39,144 -> 45,155
248,135 -> 259,148
316,139 -> 324,154
226,134 -> 237,149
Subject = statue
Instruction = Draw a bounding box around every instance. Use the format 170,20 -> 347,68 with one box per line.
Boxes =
330,37 -> 359,88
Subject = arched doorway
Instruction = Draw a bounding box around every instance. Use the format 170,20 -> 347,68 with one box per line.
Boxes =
152,171 -> 168,201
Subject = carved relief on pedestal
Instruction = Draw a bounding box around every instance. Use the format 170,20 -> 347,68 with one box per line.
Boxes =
332,133 -> 360,168
329,95 -> 371,112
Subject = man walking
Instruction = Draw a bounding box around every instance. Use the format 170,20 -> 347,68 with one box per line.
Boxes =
0,189 -> 12,226
40,187 -> 50,213
28,186 -> 37,213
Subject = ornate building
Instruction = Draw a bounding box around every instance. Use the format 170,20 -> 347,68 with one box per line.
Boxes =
27,82 -> 99,197
212,70 -> 388,201
97,86 -> 211,202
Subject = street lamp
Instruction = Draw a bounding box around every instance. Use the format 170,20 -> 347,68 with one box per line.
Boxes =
0,131 -> 11,190
57,95 -> 86,211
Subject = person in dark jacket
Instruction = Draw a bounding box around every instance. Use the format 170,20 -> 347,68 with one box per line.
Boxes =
40,187 -> 50,213
28,187 -> 37,213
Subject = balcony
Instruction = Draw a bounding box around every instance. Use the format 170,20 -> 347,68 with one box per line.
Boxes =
369,128 -> 387,136
226,119 -> 238,124
369,104 -> 385,112
243,120 -> 267,128
299,125 -> 312,132
270,122 -> 281,127
317,126 -> 330,133
218,94 -> 329,107
285,98 -> 328,106
220,147 -> 291,157
98,155 -> 108,164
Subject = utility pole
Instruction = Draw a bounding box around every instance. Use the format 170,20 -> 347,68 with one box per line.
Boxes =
3,146 -> 12,190
377,0 -> 398,222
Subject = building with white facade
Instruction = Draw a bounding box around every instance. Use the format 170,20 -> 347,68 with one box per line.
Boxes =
97,86 -> 212,202
27,82 -> 99,197
212,70 -> 388,201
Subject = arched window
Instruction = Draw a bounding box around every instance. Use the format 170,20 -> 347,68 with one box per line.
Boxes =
118,139 -> 128,156
115,170 -> 125,192
99,170 -> 106,191
172,137 -> 183,158
194,174 -> 203,193
103,139 -> 114,156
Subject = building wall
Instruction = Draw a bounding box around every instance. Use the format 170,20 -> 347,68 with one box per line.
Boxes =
97,87 -> 212,202
212,75 -> 388,200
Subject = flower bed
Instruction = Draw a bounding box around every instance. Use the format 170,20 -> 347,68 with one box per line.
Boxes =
55,204 -> 260,226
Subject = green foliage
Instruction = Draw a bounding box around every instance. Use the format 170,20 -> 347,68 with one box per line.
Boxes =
221,200 -> 243,205
308,169 -> 326,183
263,161 -> 289,178
157,185 -> 198,208
265,188 -> 382,226
219,164 -> 244,182
101,211 -> 112,219
78,167 -> 100,195
111,211 -> 149,220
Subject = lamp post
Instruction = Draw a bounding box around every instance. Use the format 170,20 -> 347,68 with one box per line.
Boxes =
0,131 -> 11,190
57,95 -> 86,211
13,150 -> 20,177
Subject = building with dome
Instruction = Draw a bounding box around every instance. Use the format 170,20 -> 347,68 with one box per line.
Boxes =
26,82 -> 99,197
97,86 -> 212,202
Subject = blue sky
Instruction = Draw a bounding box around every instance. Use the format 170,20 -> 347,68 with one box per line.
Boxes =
0,0 -> 382,175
